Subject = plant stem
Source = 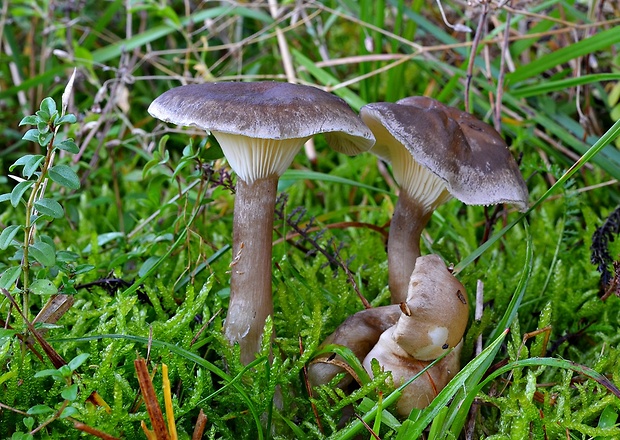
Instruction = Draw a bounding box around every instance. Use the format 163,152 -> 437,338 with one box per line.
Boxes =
21,132 -> 56,321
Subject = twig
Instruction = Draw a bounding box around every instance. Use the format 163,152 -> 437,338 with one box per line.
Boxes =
465,2 -> 490,113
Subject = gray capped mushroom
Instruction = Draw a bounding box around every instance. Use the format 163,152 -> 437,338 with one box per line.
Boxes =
360,97 -> 528,304
149,82 -> 374,365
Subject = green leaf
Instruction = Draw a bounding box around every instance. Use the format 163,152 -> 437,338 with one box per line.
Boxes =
0,225 -> 21,250
30,279 -> 58,295
59,406 -> 78,419
0,266 -> 22,290
29,241 -> 56,267
68,353 -> 90,371
37,131 -> 53,147
48,165 -> 80,190
56,114 -> 76,125
10,180 -> 34,207
34,198 -> 64,219
10,154 -> 45,179
39,97 -> 57,118
0,328 -> 18,340
33,368 -> 61,379
23,417 -> 34,431
54,138 -> 78,154
26,404 -> 54,415
22,129 -> 39,143
19,115 -> 38,126
61,384 -> 79,401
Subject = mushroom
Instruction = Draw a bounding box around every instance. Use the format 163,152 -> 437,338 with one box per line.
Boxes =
309,254 -> 467,385
360,97 -> 529,303
148,82 -> 375,364
363,254 -> 468,415
364,337 -> 463,416
308,305 -> 401,388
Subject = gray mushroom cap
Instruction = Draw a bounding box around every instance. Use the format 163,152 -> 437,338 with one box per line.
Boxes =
148,81 -> 375,155
361,97 -> 529,211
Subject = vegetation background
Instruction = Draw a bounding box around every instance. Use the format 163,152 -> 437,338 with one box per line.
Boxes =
1,0 -> 620,438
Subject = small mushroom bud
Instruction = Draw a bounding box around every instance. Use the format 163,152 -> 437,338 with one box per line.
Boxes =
391,254 -> 468,361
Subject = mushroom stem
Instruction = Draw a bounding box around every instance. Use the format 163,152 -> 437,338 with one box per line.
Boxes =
388,191 -> 432,304
225,176 -> 278,365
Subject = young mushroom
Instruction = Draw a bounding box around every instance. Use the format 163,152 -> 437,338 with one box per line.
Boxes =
148,82 -> 375,364
363,254 -> 468,415
360,97 -> 529,304
308,304 -> 401,388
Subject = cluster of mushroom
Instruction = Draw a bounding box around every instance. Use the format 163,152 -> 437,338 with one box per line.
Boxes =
148,82 -> 529,413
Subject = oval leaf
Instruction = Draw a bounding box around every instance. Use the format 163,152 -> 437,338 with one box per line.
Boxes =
48,165 -> 80,190
10,180 -> 34,207
68,353 -> 90,371
19,115 -> 39,126
30,279 -> 58,295
40,97 -> 57,118
54,139 -> 79,154
34,198 -> 64,219
22,129 -> 40,143
0,266 -> 22,290
27,404 -> 54,415
61,384 -> 79,401
29,241 -> 56,267
0,225 -> 21,250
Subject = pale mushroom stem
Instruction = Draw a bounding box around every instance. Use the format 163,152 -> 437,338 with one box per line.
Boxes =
224,176 -> 278,365
388,190 -> 433,304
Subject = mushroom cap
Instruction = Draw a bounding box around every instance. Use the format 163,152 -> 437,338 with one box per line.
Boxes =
360,98 -> 529,212
391,254 -> 468,360
148,82 -> 375,155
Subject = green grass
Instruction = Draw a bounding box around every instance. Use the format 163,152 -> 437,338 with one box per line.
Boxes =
1,1 -> 620,438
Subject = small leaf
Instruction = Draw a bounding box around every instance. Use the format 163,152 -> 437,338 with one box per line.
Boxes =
35,109 -> 51,122
30,279 -> 58,295
10,155 -> 45,178
23,156 -> 45,178
27,404 -> 54,415
22,129 -> 40,143
0,193 -> 10,203
0,225 -> 21,250
59,406 -> 78,419
61,384 -> 79,401
48,165 -> 80,190
54,138 -> 78,154
37,131 -> 53,147
23,417 -> 35,430
34,198 -> 64,219
34,368 -> 62,379
68,353 -> 90,371
57,114 -> 76,125
10,180 -> 34,207
74,264 -> 95,275
39,97 -> 57,118
0,266 -> 22,290
29,241 -> 56,267
19,115 -> 38,126
37,121 -> 49,133
0,328 -> 18,340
